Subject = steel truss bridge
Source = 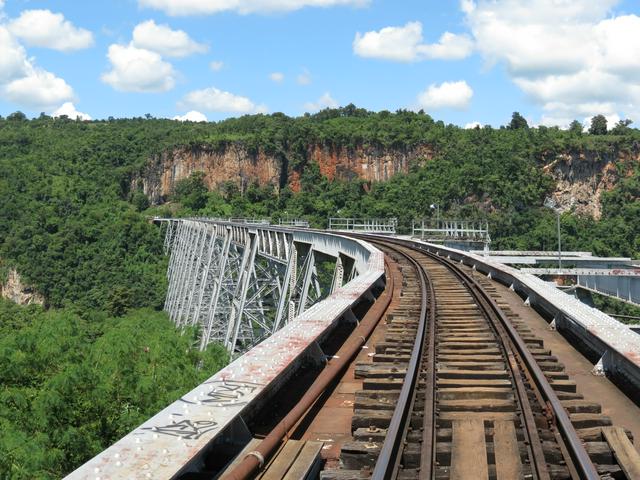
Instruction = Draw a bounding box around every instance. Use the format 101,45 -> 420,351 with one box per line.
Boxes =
162,218 -> 365,354
67,218 -> 640,480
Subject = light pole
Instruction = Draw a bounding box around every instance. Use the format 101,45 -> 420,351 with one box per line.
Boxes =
430,203 -> 440,224
544,197 -> 562,269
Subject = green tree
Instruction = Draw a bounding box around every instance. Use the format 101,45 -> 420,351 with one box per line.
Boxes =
172,171 -> 209,210
569,120 -> 583,134
7,111 -> 27,121
589,114 -> 608,135
131,190 -> 150,212
508,112 -> 529,130
611,119 -> 633,135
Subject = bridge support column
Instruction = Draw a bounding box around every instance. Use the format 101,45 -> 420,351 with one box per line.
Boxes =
200,230 -> 232,351
273,241 -> 295,332
225,230 -> 259,352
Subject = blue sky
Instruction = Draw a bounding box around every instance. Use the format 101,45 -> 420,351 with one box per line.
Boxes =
0,0 -> 638,127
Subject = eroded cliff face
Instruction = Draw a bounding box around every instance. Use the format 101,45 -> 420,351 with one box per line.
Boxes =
135,143 -> 434,203
309,144 -> 434,183
135,141 -> 638,219
1,268 -> 44,306
542,148 -> 638,219
136,144 -> 283,205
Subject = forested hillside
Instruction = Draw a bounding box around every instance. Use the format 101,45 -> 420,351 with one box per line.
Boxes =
0,107 -> 639,478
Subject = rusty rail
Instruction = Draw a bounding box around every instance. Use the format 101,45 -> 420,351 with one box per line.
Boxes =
370,248 -> 430,479
435,252 -> 600,479
385,239 -> 600,480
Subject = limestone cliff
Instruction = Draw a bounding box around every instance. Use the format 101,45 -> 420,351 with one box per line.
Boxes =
541,148 -> 638,219
134,143 -> 434,204
1,268 -> 44,306
134,141 -> 638,219
135,144 -> 283,205
309,144 -> 434,182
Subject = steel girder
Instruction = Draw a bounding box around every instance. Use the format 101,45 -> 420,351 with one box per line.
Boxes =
161,219 -> 341,354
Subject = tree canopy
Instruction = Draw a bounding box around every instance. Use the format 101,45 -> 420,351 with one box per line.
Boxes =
589,114 -> 608,135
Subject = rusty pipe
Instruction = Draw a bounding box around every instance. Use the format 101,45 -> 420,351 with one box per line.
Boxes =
221,258 -> 396,480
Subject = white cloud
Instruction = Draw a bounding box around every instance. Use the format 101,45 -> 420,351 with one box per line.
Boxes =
463,0 -> 640,124
460,0 -> 475,15
139,0 -> 369,16
269,72 -> 284,83
353,21 -> 472,62
8,9 -> 93,51
304,92 -> 338,112
297,69 -> 311,85
0,26 -> 29,83
52,102 -> 91,120
102,44 -> 176,92
3,68 -> 74,109
173,110 -> 208,122
464,121 -> 481,129
210,60 -> 224,71
180,87 -> 266,113
416,81 -> 473,110
132,20 -> 207,57
0,23 -> 75,110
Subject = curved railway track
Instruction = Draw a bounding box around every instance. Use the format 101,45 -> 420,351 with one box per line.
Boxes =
220,236 -> 640,480
366,239 -> 598,479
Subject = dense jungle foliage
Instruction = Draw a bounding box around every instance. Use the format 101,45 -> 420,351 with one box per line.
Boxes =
0,107 -> 639,477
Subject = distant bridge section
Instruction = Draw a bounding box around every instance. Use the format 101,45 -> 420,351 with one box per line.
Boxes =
473,250 -> 634,268
161,218 -> 377,354
413,218 -> 491,251
473,250 -> 640,306
521,267 -> 640,307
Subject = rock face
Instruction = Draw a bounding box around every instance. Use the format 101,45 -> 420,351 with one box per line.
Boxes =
135,144 -> 283,205
134,143 -> 434,203
541,148 -> 638,219
1,268 -> 44,306
309,144 -> 434,183
134,141 -> 638,219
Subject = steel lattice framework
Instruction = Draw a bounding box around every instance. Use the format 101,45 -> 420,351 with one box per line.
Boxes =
160,219 -> 357,354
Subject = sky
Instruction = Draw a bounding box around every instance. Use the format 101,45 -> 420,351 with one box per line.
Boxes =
0,0 -> 638,127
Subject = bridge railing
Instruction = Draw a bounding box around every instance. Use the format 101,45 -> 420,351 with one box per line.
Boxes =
278,218 -> 310,228
65,219 -> 384,480
412,218 -> 491,251
328,217 -> 397,233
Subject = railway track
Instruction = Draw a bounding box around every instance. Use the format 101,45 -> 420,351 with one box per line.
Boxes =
332,239 -> 639,479
222,237 -> 640,480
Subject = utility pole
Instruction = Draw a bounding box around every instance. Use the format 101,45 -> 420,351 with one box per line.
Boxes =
430,203 -> 440,226
544,197 -> 562,269
556,210 -> 562,269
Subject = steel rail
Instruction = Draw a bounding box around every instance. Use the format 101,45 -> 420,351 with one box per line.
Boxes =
434,252 -> 552,480
418,253 -> 437,478
389,237 -> 600,480
221,258 -> 395,480
369,245 -> 431,480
